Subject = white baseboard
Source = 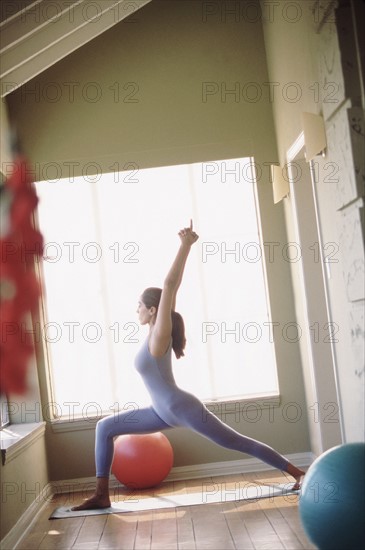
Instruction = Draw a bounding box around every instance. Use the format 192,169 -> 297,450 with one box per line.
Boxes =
165,452 -> 314,482
50,451 -> 314,493
2,452 -> 314,550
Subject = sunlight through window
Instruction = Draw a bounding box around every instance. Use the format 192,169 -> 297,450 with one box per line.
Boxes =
35,158 -> 279,419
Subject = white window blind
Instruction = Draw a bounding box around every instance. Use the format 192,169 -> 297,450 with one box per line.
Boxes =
35,158 -> 279,419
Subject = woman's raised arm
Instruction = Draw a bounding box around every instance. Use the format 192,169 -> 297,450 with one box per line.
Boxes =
149,220 -> 198,356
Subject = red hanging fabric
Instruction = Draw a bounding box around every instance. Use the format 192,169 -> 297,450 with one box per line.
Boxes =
0,155 -> 44,394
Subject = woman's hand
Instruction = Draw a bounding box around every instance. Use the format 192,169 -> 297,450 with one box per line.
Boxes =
178,219 -> 199,247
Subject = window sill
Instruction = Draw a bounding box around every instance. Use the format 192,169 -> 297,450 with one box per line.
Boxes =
49,394 -> 281,434
50,417 -> 100,433
1,422 -> 46,465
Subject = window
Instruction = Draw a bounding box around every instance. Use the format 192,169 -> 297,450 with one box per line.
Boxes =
35,158 -> 279,419
0,395 -> 10,429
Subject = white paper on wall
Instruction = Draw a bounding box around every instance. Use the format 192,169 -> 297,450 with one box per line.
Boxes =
348,300 -> 365,380
326,104 -> 364,210
336,200 -> 365,302
319,16 -> 345,121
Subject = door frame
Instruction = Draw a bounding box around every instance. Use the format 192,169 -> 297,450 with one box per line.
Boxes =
285,132 -> 344,454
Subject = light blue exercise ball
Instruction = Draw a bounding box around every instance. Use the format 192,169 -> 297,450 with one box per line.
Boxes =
299,442 -> 365,549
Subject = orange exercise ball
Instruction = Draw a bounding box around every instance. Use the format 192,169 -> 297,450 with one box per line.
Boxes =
111,432 -> 174,489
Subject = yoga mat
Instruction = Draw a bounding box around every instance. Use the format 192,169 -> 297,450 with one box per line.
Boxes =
49,483 -> 299,519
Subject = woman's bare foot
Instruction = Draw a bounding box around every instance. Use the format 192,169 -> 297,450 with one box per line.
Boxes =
286,464 -> 306,491
292,473 -> 305,491
71,494 -> 111,511
71,477 -> 111,511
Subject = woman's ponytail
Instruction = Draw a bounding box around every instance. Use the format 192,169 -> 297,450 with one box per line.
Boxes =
141,287 -> 187,359
171,310 -> 186,359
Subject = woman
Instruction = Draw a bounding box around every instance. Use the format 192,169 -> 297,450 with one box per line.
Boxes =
73,221 -> 304,510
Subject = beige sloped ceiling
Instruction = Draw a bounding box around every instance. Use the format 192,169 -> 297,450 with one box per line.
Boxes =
0,0 -> 152,97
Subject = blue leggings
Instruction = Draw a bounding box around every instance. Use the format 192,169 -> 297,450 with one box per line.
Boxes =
95,404 -> 290,477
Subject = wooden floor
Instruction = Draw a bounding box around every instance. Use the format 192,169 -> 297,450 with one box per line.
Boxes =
17,471 -> 316,550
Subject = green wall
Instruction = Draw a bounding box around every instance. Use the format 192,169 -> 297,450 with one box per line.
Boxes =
0,433 -> 49,541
